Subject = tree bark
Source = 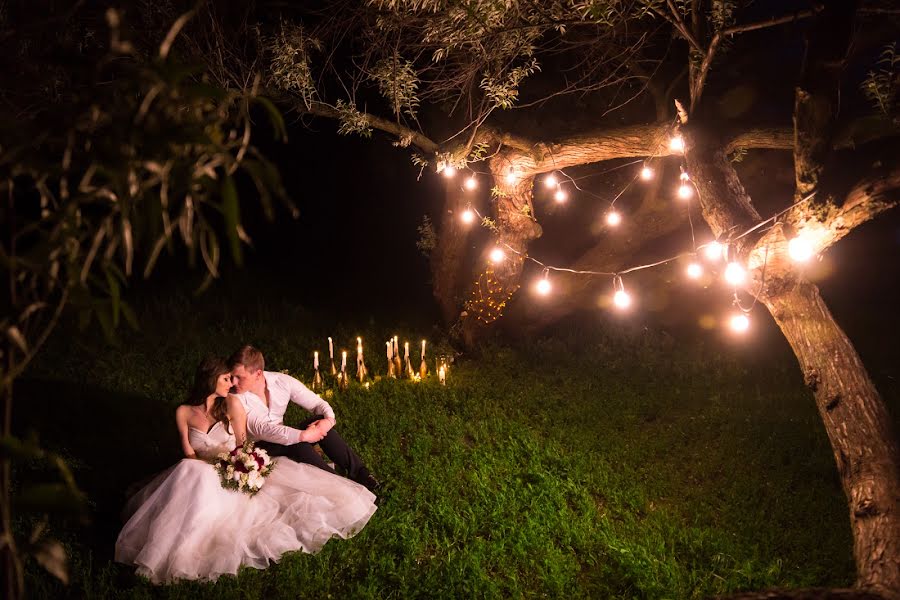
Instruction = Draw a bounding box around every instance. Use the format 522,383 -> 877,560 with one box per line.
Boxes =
430,179 -> 471,324
682,114 -> 900,597
458,157 -> 542,348
763,280 -> 900,597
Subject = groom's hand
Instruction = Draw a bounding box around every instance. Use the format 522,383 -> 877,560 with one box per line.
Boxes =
299,426 -> 325,444
316,418 -> 335,436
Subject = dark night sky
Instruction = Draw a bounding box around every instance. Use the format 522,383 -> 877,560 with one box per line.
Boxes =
134,2 -> 900,387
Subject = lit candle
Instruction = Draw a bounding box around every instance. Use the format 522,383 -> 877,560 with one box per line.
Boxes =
404,341 -> 409,359
386,341 -> 392,360
357,337 -> 362,357
438,365 -> 446,384
314,351 -> 319,369
328,337 -> 333,359
393,336 -> 399,356
341,351 -> 347,370
421,340 -> 426,360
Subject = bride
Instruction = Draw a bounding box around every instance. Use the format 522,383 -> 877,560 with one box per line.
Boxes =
115,356 -> 377,584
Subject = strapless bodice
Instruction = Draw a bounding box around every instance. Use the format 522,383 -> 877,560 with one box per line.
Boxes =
188,421 -> 235,459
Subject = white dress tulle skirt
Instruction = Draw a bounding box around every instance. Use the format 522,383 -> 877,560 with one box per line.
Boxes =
114,422 -> 377,584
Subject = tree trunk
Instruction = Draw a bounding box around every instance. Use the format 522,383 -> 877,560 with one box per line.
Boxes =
763,281 -> 900,597
684,119 -> 900,597
458,158 -> 542,348
431,179 -> 471,324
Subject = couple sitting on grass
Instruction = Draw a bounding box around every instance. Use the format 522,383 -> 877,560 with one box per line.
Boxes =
115,345 -> 381,584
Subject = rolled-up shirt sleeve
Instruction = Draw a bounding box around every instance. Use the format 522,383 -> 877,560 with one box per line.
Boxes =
285,374 -> 336,421
247,415 -> 303,446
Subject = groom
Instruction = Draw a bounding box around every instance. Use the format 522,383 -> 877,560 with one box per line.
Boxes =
227,345 -> 381,493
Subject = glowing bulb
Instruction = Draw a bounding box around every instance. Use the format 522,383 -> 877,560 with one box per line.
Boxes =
461,209 -> 475,224
535,277 -> 551,296
544,174 -> 558,189
640,166 -> 654,180
613,289 -> 632,309
489,247 -> 505,263
554,189 -> 568,203
606,210 -> 622,226
464,176 -> 477,190
729,313 -> 750,333
704,241 -> 723,261
677,183 -> 693,200
724,262 -> 746,286
680,171 -> 690,181
686,262 -> 703,279
669,134 -> 685,153
788,236 -> 814,262
505,170 -> 519,185
442,166 -> 457,178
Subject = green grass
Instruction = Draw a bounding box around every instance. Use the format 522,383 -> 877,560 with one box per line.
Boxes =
12,290 -> 872,599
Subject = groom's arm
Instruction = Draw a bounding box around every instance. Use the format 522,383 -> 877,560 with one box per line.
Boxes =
239,394 -> 321,445
283,374 -> 336,423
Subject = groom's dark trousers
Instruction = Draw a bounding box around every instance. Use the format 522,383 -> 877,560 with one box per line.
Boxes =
256,415 -> 371,483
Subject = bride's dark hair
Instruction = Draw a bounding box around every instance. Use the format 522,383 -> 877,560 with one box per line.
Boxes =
186,356 -> 232,433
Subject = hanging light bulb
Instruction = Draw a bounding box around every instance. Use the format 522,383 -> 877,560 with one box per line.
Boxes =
442,165 -> 457,178
489,247 -> 506,263
554,188 -> 568,203
640,165 -> 654,180
677,182 -> 693,200
461,208 -> 475,224
613,289 -> 631,309
544,173 -> 558,189
505,168 -> 519,185
724,262 -> 746,286
612,276 -> 631,309
464,175 -> 478,190
686,262 -> 703,279
729,313 -> 750,333
535,269 -> 552,296
703,241 -> 723,261
669,134 -> 685,153
606,210 -> 622,226
788,236 -> 814,262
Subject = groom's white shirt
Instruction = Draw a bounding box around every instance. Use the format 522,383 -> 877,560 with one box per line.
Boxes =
234,371 -> 336,445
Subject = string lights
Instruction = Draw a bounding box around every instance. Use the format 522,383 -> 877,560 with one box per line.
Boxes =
612,276 -> 632,309
446,124 -> 819,337
677,170 -> 693,200
442,165 -> 457,178
729,312 -> 750,333
788,236 -> 814,262
686,261 -> 703,279
724,262 -> 746,286
606,210 -> 622,226
534,268 -> 552,296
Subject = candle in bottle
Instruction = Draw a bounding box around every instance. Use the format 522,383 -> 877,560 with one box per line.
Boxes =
341,351 -> 347,370
328,337 -> 333,359
314,351 -> 319,369
386,341 -> 392,359
421,340 -> 426,360
404,341 -> 409,359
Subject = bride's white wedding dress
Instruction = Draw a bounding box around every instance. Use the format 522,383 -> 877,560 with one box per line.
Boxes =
115,421 -> 377,584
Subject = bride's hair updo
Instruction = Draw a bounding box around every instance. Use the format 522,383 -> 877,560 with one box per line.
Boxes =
186,356 -> 231,432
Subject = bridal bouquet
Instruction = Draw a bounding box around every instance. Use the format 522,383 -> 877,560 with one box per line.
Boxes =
213,442 -> 274,496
